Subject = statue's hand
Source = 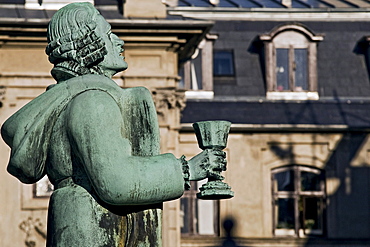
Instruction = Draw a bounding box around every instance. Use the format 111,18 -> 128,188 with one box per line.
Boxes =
187,149 -> 226,181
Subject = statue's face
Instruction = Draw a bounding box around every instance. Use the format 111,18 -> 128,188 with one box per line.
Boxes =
96,15 -> 128,76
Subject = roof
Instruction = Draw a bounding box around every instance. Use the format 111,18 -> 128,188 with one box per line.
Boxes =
175,0 -> 370,9
181,99 -> 370,131
168,0 -> 370,21
0,4 -> 127,23
0,4 -> 212,62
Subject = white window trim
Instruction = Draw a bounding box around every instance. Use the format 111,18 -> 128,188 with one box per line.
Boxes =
267,91 -> 319,100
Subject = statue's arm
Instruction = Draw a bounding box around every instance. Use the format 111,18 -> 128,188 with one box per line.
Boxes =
66,90 -> 185,206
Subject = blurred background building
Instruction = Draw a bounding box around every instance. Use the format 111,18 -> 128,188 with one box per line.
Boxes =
1,0 -> 370,247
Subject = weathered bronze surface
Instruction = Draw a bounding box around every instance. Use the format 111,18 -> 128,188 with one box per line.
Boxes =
193,121 -> 234,200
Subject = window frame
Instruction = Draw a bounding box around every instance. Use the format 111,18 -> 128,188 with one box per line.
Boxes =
213,49 -> 235,77
260,24 -> 323,100
271,165 -> 326,238
180,181 -> 220,236
180,34 -> 218,99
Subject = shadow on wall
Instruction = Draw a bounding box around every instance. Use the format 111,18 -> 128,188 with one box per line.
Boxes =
270,132 -> 370,246
267,88 -> 370,245
247,36 -> 266,91
353,37 -> 370,84
219,218 -> 240,247
305,132 -> 370,247
311,132 -> 370,240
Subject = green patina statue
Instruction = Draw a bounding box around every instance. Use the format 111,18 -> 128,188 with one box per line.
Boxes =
1,2 -> 229,247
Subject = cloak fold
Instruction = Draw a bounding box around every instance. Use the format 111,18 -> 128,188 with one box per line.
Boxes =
1,74 -> 121,184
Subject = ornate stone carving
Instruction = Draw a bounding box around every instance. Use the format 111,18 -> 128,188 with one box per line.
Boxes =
19,217 -> 47,247
152,88 -> 186,125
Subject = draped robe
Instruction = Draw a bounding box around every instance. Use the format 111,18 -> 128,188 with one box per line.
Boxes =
1,74 -> 184,246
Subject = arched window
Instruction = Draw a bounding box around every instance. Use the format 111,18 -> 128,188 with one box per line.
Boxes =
260,24 -> 323,100
272,165 -> 325,237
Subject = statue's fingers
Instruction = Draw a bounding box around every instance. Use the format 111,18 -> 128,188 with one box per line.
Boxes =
211,150 -> 225,156
208,171 -> 224,180
220,161 -> 227,171
215,156 -> 227,164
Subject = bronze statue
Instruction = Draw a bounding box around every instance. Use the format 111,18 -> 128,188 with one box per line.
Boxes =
1,3 -> 227,246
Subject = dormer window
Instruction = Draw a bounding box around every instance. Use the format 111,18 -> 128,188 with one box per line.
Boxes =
260,24 -> 323,100
180,34 -> 218,99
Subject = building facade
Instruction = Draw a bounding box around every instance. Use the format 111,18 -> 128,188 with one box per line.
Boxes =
171,0 -> 370,246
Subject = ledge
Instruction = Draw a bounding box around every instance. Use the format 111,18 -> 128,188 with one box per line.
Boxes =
267,92 -> 319,100
185,90 -> 214,99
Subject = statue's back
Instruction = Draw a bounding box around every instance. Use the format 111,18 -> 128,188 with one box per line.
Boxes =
45,80 -> 162,247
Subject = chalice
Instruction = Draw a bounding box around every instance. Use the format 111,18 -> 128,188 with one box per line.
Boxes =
193,120 -> 234,200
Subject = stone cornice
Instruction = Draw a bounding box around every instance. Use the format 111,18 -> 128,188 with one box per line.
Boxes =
168,7 -> 370,21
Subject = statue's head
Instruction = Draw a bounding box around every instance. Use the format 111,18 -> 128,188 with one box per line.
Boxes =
46,2 -> 128,82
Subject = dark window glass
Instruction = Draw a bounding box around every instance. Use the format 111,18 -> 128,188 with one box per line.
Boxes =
213,50 -> 235,76
276,48 -> 289,91
294,49 -> 308,91
275,48 -> 309,92
302,197 -> 323,232
301,171 -> 321,191
274,169 -> 294,191
276,198 -> 295,229
180,197 -> 190,234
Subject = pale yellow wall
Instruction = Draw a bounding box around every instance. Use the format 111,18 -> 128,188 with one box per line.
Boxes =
0,42 -> 52,247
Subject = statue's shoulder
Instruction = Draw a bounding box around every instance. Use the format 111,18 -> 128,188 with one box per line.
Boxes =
123,86 -> 151,96
120,86 -> 153,106
64,74 -> 119,91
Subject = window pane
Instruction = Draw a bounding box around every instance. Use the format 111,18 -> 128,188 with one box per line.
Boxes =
198,200 -> 216,235
34,175 -> 53,197
213,50 -> 235,76
276,198 -> 295,229
274,169 -> 294,191
191,51 -> 203,90
294,49 -> 308,91
303,197 -> 323,233
301,171 -> 321,191
180,197 -> 190,234
197,179 -> 215,235
178,65 -> 185,89
276,48 -> 289,91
